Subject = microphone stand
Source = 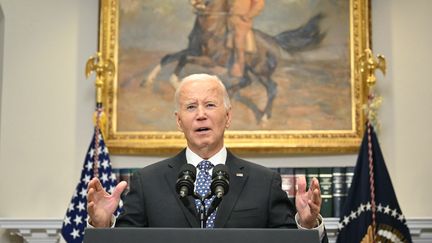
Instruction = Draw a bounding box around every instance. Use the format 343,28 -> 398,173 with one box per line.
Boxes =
206,196 -> 222,217
194,192 -> 214,228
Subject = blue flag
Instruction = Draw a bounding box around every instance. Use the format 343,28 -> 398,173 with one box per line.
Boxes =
336,125 -> 412,242
61,127 -> 121,242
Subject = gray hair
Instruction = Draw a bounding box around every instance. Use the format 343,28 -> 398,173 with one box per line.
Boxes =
174,73 -> 231,111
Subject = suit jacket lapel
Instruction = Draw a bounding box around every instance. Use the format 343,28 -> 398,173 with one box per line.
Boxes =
214,150 -> 249,228
164,149 -> 200,227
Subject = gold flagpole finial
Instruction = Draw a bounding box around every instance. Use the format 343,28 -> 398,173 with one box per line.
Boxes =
85,52 -> 115,136
85,52 -> 115,104
359,48 -> 386,88
359,49 -> 386,132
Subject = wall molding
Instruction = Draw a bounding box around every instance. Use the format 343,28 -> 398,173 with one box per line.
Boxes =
1,218 -> 432,242
0,219 -> 61,243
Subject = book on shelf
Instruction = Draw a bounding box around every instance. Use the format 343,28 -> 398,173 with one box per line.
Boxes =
345,166 -> 355,190
318,167 -> 333,218
332,167 -> 347,218
279,168 -> 295,203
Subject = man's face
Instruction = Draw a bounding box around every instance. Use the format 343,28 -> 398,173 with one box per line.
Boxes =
175,79 -> 232,157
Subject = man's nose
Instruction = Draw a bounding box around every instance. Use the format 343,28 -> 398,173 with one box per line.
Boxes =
196,106 -> 207,119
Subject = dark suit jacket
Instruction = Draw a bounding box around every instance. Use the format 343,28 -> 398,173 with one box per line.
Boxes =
116,149 -> 327,241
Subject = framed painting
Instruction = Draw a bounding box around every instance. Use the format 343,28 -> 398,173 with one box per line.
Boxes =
97,0 -> 371,155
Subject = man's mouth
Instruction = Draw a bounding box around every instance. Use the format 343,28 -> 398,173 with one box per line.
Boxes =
195,127 -> 210,132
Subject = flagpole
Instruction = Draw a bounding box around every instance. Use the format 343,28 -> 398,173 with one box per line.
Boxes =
359,48 -> 386,241
93,108 -> 102,178
366,121 -> 376,240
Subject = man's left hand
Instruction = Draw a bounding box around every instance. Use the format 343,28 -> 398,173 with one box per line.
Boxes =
295,176 -> 322,228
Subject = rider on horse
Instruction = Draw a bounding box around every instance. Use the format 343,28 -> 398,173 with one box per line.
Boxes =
190,0 -> 265,78
227,0 -> 265,78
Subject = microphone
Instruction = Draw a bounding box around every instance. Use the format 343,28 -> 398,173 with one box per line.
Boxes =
176,164 -> 196,198
210,164 -> 230,198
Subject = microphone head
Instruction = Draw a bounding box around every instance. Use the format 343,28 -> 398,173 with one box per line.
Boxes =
177,163 -> 197,180
176,163 -> 197,197
211,164 -> 230,197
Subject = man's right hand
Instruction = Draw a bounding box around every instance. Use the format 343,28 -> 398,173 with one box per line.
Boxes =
87,178 -> 127,227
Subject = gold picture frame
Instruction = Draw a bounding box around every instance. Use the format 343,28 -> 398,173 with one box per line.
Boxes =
97,0 -> 371,155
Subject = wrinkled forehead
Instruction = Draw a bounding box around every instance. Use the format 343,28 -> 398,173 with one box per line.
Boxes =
179,79 -> 224,99
175,74 -> 230,110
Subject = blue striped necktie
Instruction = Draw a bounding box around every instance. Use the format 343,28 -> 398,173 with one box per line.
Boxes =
195,160 -> 216,228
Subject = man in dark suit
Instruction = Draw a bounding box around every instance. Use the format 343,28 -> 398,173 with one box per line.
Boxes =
87,73 -> 327,241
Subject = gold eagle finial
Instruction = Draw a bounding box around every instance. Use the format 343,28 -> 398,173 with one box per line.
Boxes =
359,49 -> 387,132
85,52 -> 115,104
85,52 -> 115,135
359,48 -> 386,87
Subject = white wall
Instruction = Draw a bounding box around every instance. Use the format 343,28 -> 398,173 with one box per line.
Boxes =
0,4 -> 4,143
0,0 -> 98,242
0,0 -> 431,242
372,0 -> 432,217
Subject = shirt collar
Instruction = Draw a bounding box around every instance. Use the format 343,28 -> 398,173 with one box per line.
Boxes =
186,146 -> 227,167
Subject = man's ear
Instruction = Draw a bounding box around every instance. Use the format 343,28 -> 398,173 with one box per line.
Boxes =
175,112 -> 184,132
225,108 -> 232,129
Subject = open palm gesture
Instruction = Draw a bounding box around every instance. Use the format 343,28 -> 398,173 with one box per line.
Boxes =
295,175 -> 322,228
87,178 -> 127,227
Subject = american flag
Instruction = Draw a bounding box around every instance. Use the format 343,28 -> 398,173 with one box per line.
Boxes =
61,127 -> 121,242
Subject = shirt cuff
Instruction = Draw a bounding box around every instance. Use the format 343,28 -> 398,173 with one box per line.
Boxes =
87,215 -> 117,228
295,213 -> 325,241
